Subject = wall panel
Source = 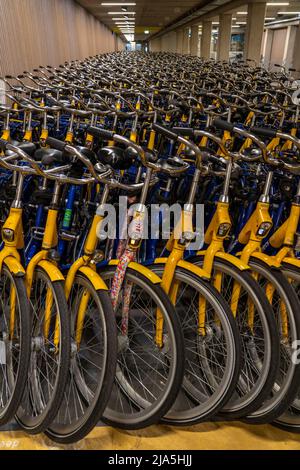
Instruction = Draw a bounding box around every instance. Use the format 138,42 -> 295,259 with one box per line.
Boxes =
0,0 -> 124,76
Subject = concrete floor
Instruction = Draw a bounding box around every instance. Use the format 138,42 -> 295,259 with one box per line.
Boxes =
0,422 -> 300,450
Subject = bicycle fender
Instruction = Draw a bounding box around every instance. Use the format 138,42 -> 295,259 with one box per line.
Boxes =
196,250 -> 249,271
3,256 -> 25,277
79,266 -> 108,291
282,257 -> 300,270
38,261 -> 65,282
213,252 -> 250,271
250,252 -> 281,269
154,258 -> 210,280
109,260 -> 162,284
177,260 -> 210,280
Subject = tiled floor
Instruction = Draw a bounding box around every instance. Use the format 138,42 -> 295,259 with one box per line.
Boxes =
0,422 -> 300,450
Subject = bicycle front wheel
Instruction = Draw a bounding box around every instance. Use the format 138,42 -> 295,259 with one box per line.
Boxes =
100,266 -> 185,430
151,264 -> 241,425
244,258 -> 300,424
192,255 -> 280,419
45,273 -> 117,444
16,267 -> 70,434
273,262 -> 300,432
0,266 -> 31,425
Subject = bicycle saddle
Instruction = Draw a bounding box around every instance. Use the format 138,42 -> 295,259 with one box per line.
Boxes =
241,147 -> 263,159
157,156 -> 189,176
31,188 -> 53,205
125,146 -> 158,164
75,146 -> 97,165
97,146 -> 134,170
33,148 -> 65,165
8,140 -> 36,156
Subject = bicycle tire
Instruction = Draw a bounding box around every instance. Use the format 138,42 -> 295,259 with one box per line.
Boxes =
273,262 -> 300,432
244,258 -> 300,424
192,255 -> 280,418
0,266 -> 31,425
100,266 -> 185,430
45,273 -> 117,444
150,264 -> 241,425
16,268 -> 70,434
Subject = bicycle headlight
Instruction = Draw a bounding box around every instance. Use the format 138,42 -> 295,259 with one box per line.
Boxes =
217,223 -> 231,237
2,228 -> 14,242
257,222 -> 272,237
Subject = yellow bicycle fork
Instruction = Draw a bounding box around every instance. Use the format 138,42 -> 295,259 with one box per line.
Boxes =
0,207 -> 25,338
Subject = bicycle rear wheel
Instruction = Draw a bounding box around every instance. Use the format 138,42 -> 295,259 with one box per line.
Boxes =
100,266 -> 185,430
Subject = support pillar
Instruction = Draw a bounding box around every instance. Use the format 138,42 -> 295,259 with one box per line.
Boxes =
150,37 -> 161,52
176,29 -> 184,54
245,2 -> 266,63
183,28 -> 190,54
190,24 -> 200,56
217,13 -> 232,61
201,21 -> 212,59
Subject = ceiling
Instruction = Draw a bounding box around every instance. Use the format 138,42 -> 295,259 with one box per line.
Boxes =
221,1 -> 300,32
228,1 -> 300,19
75,0 -> 209,41
76,0 -> 300,41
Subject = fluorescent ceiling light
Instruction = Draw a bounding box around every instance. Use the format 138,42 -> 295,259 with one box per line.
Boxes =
278,11 -> 300,14
108,11 -> 135,14
101,3 -> 136,5
236,21 -> 246,24
232,25 -> 241,27
237,11 -> 247,14
267,2 -> 289,5
265,17 -> 276,19
144,30 -> 149,34
212,22 -> 219,24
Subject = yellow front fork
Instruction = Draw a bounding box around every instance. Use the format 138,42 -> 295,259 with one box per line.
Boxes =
156,246 -> 184,347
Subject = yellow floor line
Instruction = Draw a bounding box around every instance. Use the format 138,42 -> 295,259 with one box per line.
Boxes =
0,422 -> 300,450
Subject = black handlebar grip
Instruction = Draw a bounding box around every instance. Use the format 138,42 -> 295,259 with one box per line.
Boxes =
152,123 -> 179,141
0,139 -> 8,152
46,137 -> 67,152
250,127 -> 277,139
87,126 -> 114,140
172,127 -> 194,137
213,119 -> 234,132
